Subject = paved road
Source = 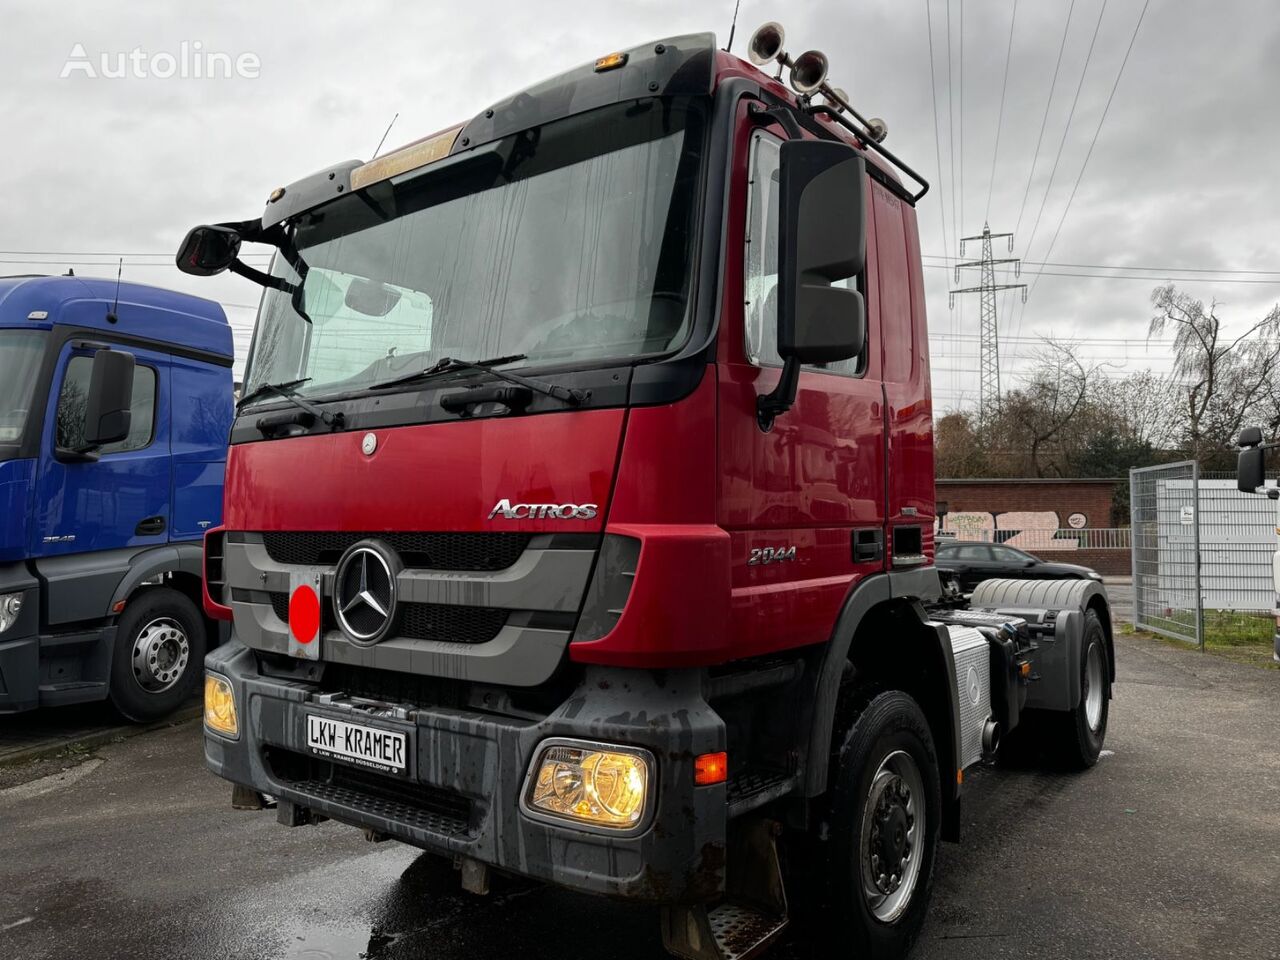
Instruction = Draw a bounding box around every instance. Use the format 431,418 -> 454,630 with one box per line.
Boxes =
2,630 -> 1277,960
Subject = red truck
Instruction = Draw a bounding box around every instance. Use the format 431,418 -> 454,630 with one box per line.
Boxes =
181,26 -> 1113,959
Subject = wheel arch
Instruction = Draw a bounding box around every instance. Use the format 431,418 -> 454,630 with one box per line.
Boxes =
802,568 -> 962,840
108,543 -> 223,648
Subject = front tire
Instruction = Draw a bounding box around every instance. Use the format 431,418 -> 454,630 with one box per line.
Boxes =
109,587 -> 206,723
820,690 -> 942,958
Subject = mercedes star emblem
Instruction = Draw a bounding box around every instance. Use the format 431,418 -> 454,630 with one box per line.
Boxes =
333,542 -> 399,645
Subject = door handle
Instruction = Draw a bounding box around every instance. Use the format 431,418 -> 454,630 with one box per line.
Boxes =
852,528 -> 883,563
136,516 -> 166,536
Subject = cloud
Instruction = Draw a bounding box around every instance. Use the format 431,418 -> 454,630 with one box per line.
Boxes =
1,0 -> 1276,396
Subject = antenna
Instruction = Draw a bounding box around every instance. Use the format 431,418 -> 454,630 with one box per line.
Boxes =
725,0 -> 742,52
371,112 -> 400,160
106,257 -> 123,324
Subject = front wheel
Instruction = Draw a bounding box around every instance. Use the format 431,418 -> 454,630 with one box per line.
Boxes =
109,587 -> 206,722
820,690 -> 941,958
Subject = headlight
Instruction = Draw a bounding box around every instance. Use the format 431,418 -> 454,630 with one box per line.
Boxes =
204,673 -> 239,738
523,740 -> 651,830
0,593 -> 23,634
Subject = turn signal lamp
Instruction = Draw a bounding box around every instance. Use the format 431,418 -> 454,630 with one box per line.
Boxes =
524,741 -> 650,829
694,751 -> 728,785
204,673 -> 239,738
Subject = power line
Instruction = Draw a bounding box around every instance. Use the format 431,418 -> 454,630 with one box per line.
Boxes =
958,0 -> 965,239
923,262 -> 1280,284
924,0 -> 952,322
1011,0 -> 1076,242
986,0 -> 1019,222
1028,0 -> 1152,299
922,254 -> 1280,275
1018,0 -> 1108,270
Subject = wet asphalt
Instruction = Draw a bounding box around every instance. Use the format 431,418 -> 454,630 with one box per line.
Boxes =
1,628 -> 1277,960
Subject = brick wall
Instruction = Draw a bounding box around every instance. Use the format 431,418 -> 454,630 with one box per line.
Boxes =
936,478 -> 1120,530
1036,547 -> 1130,576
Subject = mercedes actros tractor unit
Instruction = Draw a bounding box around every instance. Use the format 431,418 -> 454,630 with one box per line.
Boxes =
183,26 -> 1114,959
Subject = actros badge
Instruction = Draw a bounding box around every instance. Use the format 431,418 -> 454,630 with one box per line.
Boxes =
488,499 -> 598,520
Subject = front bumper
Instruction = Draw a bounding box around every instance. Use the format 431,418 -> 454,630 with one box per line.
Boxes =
0,563 -> 41,713
204,639 -> 727,902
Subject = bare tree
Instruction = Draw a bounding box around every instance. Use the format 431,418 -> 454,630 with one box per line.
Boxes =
1149,284 -> 1280,463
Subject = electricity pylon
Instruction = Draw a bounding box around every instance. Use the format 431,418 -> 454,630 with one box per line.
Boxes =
949,223 -> 1026,420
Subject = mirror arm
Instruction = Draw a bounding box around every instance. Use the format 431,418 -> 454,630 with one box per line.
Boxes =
757,356 -> 801,431
228,258 -> 289,291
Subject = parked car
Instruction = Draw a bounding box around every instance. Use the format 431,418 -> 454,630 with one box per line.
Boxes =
935,539 -> 1104,592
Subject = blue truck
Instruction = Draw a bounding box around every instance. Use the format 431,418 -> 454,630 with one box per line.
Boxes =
0,274 -> 233,720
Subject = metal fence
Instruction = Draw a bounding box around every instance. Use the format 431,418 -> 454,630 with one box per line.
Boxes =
1130,461 -> 1202,646
936,527 -> 1130,549
1130,462 -> 1278,647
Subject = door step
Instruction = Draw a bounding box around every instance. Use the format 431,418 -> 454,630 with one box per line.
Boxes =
661,819 -> 789,960
662,903 -> 788,960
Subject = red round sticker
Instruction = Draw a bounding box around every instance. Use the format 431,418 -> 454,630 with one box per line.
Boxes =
289,585 -> 320,644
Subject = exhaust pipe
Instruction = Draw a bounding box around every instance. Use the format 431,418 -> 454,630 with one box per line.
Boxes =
982,719 -> 1001,758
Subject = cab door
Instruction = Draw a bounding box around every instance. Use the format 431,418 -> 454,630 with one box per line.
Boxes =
717,110 -> 886,660
32,341 -> 171,557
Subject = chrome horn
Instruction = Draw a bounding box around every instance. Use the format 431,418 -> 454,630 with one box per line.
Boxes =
789,49 -> 829,95
747,21 -> 785,66
744,22 -> 890,143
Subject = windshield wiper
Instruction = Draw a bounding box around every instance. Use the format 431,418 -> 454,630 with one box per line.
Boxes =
236,378 -> 343,427
368,354 -> 588,406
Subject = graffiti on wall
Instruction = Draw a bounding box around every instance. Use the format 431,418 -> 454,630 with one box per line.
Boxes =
938,510 -> 1078,550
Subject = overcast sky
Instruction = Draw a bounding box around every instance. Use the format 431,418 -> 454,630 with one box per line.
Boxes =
2,1 -> 1277,409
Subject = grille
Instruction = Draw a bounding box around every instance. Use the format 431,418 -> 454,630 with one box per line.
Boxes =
262,532 -> 530,570
265,747 -> 471,836
268,593 -> 509,645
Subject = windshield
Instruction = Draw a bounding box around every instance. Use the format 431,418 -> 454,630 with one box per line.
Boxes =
0,329 -> 47,445
242,97 -> 706,402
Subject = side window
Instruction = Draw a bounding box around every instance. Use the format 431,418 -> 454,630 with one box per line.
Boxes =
743,131 -> 866,376
56,356 -> 157,454
953,544 -> 991,561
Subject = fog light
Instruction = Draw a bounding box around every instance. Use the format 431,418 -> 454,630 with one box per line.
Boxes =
0,593 -> 23,634
204,673 -> 239,738
524,740 -> 651,829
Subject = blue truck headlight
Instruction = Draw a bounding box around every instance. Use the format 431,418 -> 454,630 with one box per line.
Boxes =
0,593 -> 23,634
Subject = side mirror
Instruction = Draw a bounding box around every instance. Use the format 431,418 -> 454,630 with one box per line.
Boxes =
176,224 -> 243,277
1237,425 -> 1266,493
759,139 -> 867,429
1238,445 -> 1266,494
82,349 -> 135,448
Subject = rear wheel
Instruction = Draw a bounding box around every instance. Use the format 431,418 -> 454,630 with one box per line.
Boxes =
817,690 -> 941,958
1046,609 -> 1110,769
109,587 -> 206,722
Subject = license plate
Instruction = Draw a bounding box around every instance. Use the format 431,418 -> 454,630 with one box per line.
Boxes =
306,714 -> 408,776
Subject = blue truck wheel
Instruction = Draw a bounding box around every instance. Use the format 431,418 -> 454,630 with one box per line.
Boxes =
109,587 -> 206,722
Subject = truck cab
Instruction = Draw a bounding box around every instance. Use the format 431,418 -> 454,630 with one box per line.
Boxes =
186,30 -> 1111,960
0,275 -> 233,720
1235,425 -> 1280,662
